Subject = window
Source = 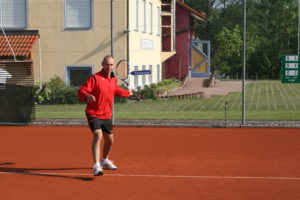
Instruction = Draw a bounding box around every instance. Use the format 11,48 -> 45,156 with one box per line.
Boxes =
157,6 -> 161,36
142,0 -> 146,33
134,0 -> 139,31
66,66 -> 93,86
0,0 -> 27,29
149,65 -> 152,84
142,65 -> 146,86
65,0 -> 92,29
157,64 -> 160,82
134,66 -> 139,88
149,3 -> 153,34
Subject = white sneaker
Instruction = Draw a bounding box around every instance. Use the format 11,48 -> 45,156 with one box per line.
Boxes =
100,159 -> 117,170
93,165 -> 103,176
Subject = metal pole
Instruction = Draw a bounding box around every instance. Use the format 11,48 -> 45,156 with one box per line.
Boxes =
298,0 -> 300,55
225,101 -> 228,127
111,0 -> 115,124
242,0 -> 247,125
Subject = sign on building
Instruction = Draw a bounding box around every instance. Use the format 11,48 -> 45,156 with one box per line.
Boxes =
281,55 -> 300,83
130,70 -> 151,76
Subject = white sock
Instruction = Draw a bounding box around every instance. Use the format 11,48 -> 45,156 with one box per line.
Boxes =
101,158 -> 108,163
94,162 -> 100,167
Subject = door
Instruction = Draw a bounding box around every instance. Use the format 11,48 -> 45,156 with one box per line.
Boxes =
190,41 -> 210,77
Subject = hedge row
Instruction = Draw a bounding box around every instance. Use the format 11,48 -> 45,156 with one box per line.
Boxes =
34,76 -> 179,104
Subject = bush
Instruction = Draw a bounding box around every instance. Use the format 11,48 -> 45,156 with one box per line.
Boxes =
115,96 -> 128,103
33,76 -> 180,104
33,84 -> 51,105
150,83 -> 157,89
34,76 -> 81,104
47,76 -> 65,91
115,84 -> 128,103
140,86 -> 157,100
51,87 -> 80,104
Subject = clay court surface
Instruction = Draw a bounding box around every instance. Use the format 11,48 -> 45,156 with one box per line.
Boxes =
0,126 -> 300,200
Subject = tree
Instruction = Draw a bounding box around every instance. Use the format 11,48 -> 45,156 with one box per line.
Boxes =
185,0 -> 298,79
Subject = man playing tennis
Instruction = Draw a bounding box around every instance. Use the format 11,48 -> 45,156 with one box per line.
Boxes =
78,55 -> 132,176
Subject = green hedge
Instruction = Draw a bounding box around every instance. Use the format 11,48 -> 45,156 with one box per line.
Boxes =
34,76 -> 179,104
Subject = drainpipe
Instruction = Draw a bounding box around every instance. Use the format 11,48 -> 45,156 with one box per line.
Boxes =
111,0 -> 114,57
126,0 -> 129,62
38,36 -> 42,85
173,0 -> 176,52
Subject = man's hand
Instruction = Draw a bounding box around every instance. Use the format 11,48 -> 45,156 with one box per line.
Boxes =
87,94 -> 96,102
129,89 -> 133,96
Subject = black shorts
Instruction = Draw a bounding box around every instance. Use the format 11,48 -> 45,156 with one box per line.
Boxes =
87,117 -> 113,134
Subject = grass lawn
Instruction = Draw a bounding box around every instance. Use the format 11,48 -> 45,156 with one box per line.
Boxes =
36,81 -> 300,121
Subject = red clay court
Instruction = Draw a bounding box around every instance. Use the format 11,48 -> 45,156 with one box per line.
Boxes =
0,126 -> 300,200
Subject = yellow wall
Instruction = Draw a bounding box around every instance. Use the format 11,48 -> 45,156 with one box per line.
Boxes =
128,0 -> 162,88
29,0 -> 127,82
29,0 -> 164,89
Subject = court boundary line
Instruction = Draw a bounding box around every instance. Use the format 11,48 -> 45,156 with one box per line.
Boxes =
1,171 -> 300,181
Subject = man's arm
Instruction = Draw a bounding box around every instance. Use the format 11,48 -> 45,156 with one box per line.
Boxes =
78,76 -> 97,103
114,85 -> 132,98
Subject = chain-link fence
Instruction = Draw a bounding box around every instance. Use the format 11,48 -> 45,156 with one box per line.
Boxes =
1,0 -> 300,126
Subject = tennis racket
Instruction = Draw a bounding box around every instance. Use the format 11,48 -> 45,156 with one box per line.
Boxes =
115,59 -> 139,100
115,59 -> 130,87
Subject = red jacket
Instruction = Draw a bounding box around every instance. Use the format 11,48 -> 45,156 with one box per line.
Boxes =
78,71 -> 130,119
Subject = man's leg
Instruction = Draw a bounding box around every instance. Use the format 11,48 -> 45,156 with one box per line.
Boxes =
102,133 -> 114,159
101,133 -> 117,170
92,129 -> 104,176
92,129 -> 103,164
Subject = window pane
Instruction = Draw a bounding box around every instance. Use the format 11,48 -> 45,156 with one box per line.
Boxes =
134,0 -> 139,30
67,66 -> 92,86
65,0 -> 92,29
143,0 -> 146,32
70,69 -> 91,86
149,3 -> 153,34
142,65 -> 146,86
1,0 -> 26,29
157,7 -> 161,35
149,65 -> 152,84
157,64 -> 160,82
134,66 -> 138,88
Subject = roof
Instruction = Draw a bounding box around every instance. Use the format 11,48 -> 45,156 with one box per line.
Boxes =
0,30 -> 39,60
176,0 -> 207,21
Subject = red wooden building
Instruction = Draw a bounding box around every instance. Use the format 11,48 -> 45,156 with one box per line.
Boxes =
163,0 -> 207,80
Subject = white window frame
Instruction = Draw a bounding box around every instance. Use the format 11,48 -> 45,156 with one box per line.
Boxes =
149,65 -> 152,84
149,2 -> 153,34
134,0 -> 139,31
142,0 -> 146,33
142,65 -> 146,86
134,66 -> 139,88
64,0 -> 93,30
157,64 -> 160,82
0,0 -> 27,29
157,6 -> 161,36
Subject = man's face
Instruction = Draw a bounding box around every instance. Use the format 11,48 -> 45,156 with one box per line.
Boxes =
102,57 -> 114,74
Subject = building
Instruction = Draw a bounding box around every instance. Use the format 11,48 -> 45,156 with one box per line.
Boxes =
163,0 -> 207,80
0,0 -> 179,89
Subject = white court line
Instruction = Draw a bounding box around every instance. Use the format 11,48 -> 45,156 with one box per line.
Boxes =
0,171 -> 300,181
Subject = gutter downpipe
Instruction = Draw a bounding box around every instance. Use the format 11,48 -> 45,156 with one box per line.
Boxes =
38,36 -> 42,86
